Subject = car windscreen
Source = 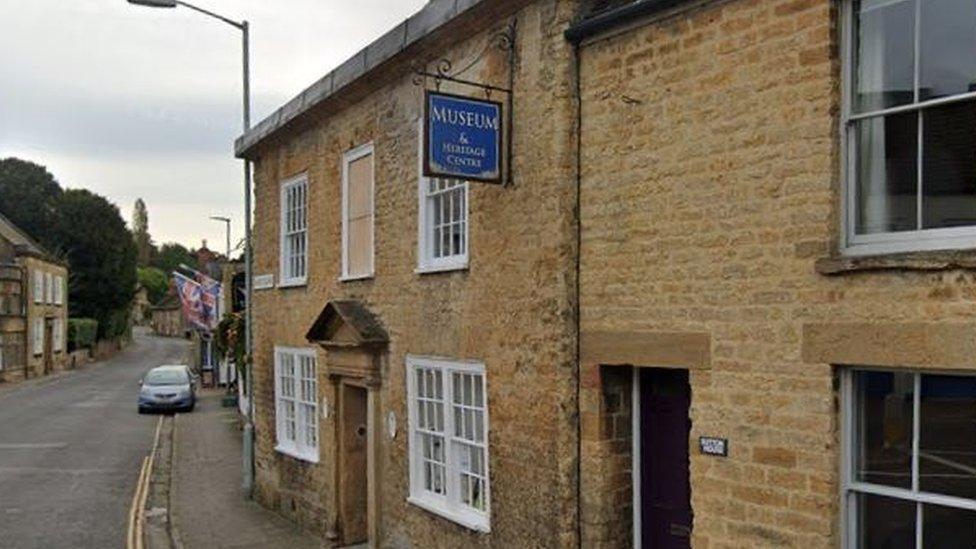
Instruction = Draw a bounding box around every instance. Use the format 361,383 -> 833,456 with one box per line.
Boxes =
144,369 -> 189,386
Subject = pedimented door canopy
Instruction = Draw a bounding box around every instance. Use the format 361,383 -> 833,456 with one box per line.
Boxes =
305,300 -> 388,384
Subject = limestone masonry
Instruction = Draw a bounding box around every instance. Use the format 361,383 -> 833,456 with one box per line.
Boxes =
238,0 -> 976,547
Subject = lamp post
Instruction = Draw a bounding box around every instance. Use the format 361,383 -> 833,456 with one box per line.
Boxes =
128,0 -> 256,498
209,216 -> 232,259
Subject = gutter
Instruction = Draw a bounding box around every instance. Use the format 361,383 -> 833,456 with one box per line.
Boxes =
564,0 -> 690,44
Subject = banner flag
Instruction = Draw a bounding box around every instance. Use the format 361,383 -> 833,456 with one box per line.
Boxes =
194,272 -> 221,329
173,272 -> 209,331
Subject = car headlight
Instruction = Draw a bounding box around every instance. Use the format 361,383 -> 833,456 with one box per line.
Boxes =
140,387 -> 153,397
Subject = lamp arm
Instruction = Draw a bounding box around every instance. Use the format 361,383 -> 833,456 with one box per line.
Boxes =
175,0 -> 244,29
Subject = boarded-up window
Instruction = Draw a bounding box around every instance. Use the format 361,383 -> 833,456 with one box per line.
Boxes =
342,144 -> 374,279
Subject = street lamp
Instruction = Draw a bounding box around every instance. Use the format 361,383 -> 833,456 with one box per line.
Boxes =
209,216 -> 231,259
128,0 -> 256,498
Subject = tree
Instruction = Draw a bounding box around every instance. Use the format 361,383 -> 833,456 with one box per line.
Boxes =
137,266 -> 169,305
152,242 -> 195,275
54,189 -> 138,338
131,198 -> 155,267
0,158 -> 63,249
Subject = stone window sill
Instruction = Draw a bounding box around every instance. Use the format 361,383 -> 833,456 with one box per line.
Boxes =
815,250 -> 976,275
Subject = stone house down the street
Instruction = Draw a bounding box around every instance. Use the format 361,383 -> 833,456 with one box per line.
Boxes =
0,213 -> 68,383
238,0 -> 976,547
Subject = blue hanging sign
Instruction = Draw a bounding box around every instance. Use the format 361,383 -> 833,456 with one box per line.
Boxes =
424,91 -> 503,184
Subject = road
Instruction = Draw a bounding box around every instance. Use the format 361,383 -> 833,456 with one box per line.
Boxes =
0,331 -> 188,549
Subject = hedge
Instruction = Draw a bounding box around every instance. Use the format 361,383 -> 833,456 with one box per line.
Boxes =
68,318 -> 98,351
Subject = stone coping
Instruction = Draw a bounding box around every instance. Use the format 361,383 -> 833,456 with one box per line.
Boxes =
234,0 -> 493,159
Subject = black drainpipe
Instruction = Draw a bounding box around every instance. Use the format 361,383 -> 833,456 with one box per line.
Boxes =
564,0 -> 690,44
572,37 -> 583,549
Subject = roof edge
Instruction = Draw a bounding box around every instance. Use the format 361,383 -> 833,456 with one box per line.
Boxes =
235,0 -> 489,159
564,0 -> 690,43
0,210 -> 59,263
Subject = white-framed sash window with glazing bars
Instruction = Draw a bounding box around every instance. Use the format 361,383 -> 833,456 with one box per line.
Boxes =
406,356 -> 490,532
841,368 -> 976,547
273,346 -> 318,463
841,0 -> 976,255
279,174 -> 309,287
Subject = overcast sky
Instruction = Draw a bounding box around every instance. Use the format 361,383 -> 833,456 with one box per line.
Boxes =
0,0 -> 427,252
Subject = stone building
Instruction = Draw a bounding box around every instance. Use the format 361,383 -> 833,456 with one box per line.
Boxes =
151,292 -> 187,339
0,213 -> 69,383
237,0 -> 976,547
570,0 -> 976,547
236,0 -> 579,546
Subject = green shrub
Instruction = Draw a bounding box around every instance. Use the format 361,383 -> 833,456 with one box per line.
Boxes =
68,318 -> 98,351
101,307 -> 131,340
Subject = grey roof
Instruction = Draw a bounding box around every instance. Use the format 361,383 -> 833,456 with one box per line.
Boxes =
0,211 -> 51,258
234,0 -> 493,158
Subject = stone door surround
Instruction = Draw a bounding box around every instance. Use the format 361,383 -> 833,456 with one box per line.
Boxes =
307,300 -> 388,546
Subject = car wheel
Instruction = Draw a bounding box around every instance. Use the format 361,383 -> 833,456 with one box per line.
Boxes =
138,407 -> 147,414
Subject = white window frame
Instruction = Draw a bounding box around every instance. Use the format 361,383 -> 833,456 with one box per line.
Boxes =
406,356 -> 490,532
341,142 -> 375,281
54,275 -> 63,305
46,272 -> 53,304
416,120 -> 469,274
32,318 -> 43,356
278,173 -> 309,287
840,0 -> 976,256
52,318 -> 63,353
273,346 -> 319,463
33,272 -> 42,304
840,368 -> 976,548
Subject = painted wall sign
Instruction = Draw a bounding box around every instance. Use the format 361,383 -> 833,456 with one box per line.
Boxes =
424,91 -> 503,183
699,437 -> 729,457
253,274 -> 274,290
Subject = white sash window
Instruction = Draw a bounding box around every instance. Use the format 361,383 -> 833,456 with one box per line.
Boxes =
842,369 -> 976,547
32,318 -> 43,356
417,120 -> 468,273
274,347 -> 318,462
279,175 -> 309,286
842,0 -> 976,254
406,356 -> 490,532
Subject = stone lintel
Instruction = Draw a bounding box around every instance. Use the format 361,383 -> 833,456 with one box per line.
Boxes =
802,322 -> 976,370
581,329 -> 710,370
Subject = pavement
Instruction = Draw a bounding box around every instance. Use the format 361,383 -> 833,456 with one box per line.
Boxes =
0,330 -> 187,549
170,389 -> 321,549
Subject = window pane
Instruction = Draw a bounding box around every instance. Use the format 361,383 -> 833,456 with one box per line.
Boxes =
855,371 -> 914,489
855,0 -> 916,112
855,112 -> 919,234
923,503 -> 976,548
921,101 -> 976,229
919,374 -> 976,499
920,0 -> 976,101
857,493 -> 916,549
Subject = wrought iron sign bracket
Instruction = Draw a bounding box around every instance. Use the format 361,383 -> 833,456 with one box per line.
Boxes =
413,19 -> 517,186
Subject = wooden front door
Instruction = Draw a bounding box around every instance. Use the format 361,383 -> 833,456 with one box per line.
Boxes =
338,382 -> 368,544
43,319 -> 53,375
639,368 -> 693,548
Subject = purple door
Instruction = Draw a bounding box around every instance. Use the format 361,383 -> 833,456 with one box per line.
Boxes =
640,368 -> 692,548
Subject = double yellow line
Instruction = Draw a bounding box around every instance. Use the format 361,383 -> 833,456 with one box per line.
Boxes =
127,416 -> 163,549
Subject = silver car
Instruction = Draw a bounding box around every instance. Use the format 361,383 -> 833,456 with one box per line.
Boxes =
138,365 -> 197,414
